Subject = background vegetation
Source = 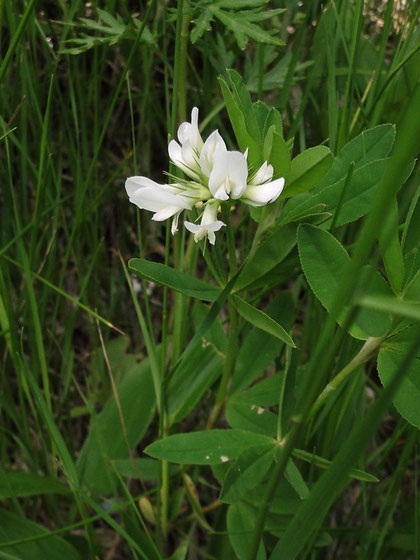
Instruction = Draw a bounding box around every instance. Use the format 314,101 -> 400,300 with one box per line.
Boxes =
0,0 -> 420,558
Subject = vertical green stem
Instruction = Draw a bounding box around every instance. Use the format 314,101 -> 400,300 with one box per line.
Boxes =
207,211 -> 238,428
159,0 -> 191,550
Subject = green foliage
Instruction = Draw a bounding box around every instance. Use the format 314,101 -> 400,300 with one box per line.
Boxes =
146,430 -> 275,464
77,337 -> 156,495
0,472 -> 69,500
298,224 -> 393,338
129,258 -> 222,301
60,9 -> 155,54
378,324 -> 420,429
0,509 -> 82,560
282,146 -> 333,199
191,1 -> 285,49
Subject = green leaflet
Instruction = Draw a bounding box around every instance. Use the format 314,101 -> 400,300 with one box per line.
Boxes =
0,509 -> 82,560
378,324 -> 420,429
145,430 -> 275,465
129,258 -> 222,301
298,224 -> 393,338
281,145 -> 333,199
230,294 -> 295,394
221,444 -> 276,503
232,294 -> 295,347
0,471 -> 69,500
227,502 -> 267,560
280,123 -> 397,226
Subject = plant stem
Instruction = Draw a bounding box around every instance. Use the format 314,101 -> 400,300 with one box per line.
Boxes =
207,210 -> 238,428
207,299 -> 238,429
309,336 -> 385,420
159,0 -> 190,551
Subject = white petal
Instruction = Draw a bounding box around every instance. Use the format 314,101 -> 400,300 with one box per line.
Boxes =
199,130 -> 227,176
168,139 -> 200,180
208,151 -> 247,200
171,211 -> 182,234
205,220 -> 226,232
184,221 -> 201,234
250,161 -> 274,185
126,177 -> 193,218
241,177 -> 285,207
177,107 -> 203,151
125,176 -> 160,197
200,200 -> 219,225
227,152 -> 249,199
212,183 -> 230,201
208,231 -> 216,245
153,207 -> 184,221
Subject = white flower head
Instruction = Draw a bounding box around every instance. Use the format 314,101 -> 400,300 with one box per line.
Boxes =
125,176 -> 194,234
240,161 -> 285,207
184,200 -> 225,245
208,151 -> 248,201
168,107 -> 204,180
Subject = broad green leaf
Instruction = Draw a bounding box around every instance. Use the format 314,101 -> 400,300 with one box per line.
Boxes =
145,430 -> 274,465
129,258 -> 221,301
226,400 -> 278,436
230,293 -> 295,393
262,105 -> 283,139
245,479 -> 302,515
298,224 -> 392,338
281,146 -> 333,199
292,449 -> 379,483
227,69 -> 261,143
403,192 -> 420,284
381,231 -> 405,295
320,123 -> 395,187
0,471 -> 69,500
357,295 -> 420,321
353,266 -> 394,336
404,268 -> 420,301
218,76 -> 261,169
78,337 -> 156,495
232,295 -> 295,347
227,503 -> 266,560
284,459 -> 310,500
221,445 -> 275,503
282,158 -> 390,226
168,541 -> 189,560
235,224 -> 297,292
263,129 -> 290,183
378,324 -> 420,428
0,509 -> 82,560
111,458 -> 179,480
280,124 -> 397,225
231,373 -> 284,406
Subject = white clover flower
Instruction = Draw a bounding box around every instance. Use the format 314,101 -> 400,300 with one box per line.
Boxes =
184,200 -> 225,245
208,151 -> 248,201
125,106 -> 286,246
240,161 -> 285,207
125,176 -> 195,234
